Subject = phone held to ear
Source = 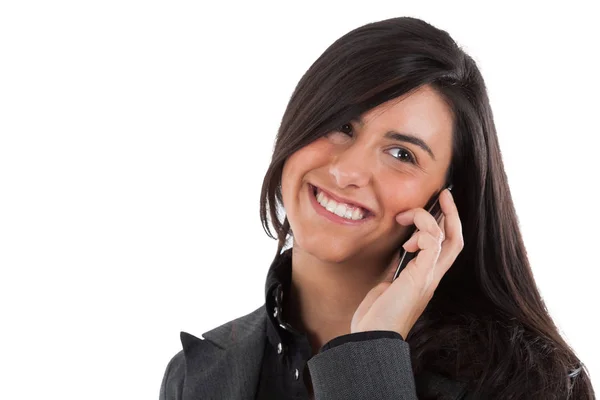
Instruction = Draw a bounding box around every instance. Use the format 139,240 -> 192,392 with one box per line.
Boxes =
392,184 -> 453,282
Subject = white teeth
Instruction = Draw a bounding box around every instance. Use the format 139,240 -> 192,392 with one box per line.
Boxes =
314,187 -> 366,220
344,207 -> 354,219
316,191 -> 324,203
334,203 -> 348,217
326,201 -> 337,213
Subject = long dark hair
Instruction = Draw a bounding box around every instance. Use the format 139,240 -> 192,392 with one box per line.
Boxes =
259,17 -> 594,399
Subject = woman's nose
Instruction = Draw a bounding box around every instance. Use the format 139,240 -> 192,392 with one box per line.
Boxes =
328,146 -> 372,188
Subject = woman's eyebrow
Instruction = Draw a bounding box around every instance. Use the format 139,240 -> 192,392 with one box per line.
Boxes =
384,131 -> 436,161
351,117 -> 436,161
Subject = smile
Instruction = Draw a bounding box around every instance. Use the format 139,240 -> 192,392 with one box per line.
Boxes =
308,184 -> 373,225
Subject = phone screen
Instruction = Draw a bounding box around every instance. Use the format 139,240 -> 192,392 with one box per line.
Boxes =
392,184 -> 453,281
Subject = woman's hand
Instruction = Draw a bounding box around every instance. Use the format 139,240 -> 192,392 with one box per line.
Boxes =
350,188 -> 464,339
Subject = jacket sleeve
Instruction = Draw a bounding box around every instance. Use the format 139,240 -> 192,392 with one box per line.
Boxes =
306,331 -> 418,400
159,350 -> 185,400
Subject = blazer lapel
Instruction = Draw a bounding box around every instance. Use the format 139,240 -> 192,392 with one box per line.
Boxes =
180,305 -> 267,400
179,304 -> 468,400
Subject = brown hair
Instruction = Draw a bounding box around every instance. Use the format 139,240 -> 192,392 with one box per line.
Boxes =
259,17 -> 593,399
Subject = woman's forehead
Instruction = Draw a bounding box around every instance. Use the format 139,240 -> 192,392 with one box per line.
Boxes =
361,86 -> 452,129
357,87 -> 454,155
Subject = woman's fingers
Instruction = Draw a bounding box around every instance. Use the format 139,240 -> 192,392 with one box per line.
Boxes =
439,215 -> 446,238
396,208 -> 444,242
354,189 -> 464,337
394,189 -> 462,289
410,229 -> 444,292
402,230 -> 441,254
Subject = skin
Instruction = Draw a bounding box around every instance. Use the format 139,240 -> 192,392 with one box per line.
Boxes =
280,84 -> 464,396
282,86 -> 463,399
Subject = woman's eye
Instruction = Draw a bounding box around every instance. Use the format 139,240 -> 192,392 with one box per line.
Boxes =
324,122 -> 354,143
388,147 -> 417,164
328,123 -> 416,165
339,123 -> 353,135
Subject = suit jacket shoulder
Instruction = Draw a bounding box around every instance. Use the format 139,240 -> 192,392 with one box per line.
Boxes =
159,306 -> 267,400
159,305 -> 470,400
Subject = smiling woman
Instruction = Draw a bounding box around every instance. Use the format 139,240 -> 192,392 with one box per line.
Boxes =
160,16 -> 595,400
280,86 -> 453,265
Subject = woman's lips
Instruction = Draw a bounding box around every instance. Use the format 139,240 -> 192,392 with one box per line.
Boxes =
308,183 -> 373,225
309,184 -> 374,216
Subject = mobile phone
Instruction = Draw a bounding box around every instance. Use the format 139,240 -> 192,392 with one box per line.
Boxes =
392,184 -> 453,281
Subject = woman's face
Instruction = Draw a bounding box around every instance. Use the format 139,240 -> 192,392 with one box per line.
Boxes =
281,85 -> 454,264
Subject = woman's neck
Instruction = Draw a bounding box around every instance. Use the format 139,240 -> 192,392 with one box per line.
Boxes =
283,246 -> 391,356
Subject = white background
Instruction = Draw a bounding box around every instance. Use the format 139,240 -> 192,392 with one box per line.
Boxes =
1,1 -> 598,399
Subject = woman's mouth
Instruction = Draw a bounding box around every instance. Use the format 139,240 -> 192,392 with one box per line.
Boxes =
308,184 -> 374,225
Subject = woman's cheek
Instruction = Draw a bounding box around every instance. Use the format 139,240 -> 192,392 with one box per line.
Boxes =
304,138 -> 337,163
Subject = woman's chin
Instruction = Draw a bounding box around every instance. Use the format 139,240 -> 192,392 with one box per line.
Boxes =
294,235 -> 360,264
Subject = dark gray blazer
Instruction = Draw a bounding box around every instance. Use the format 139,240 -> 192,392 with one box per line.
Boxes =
160,304 -> 471,400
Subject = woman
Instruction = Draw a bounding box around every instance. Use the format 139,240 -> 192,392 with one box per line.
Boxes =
160,17 -> 594,399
